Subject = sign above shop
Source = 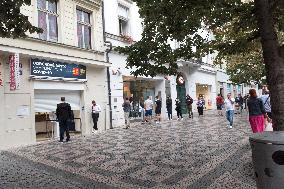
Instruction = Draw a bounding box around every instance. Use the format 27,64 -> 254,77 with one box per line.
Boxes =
30,59 -> 86,79
176,74 -> 185,86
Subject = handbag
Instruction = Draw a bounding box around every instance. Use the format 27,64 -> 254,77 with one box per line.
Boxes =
265,119 -> 273,131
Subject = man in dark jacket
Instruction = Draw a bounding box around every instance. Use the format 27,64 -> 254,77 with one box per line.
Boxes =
56,97 -> 72,142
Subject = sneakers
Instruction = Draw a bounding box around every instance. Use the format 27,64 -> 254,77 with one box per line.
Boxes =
181,118 -> 184,121
228,125 -> 233,128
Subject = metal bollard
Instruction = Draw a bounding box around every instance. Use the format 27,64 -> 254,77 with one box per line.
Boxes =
249,132 -> 284,189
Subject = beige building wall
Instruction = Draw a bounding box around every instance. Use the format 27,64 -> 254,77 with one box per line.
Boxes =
0,0 -> 109,150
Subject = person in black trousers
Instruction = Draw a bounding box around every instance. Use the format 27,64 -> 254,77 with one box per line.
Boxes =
91,100 -> 101,132
196,97 -> 204,116
166,96 -> 173,120
175,98 -> 183,120
56,97 -> 72,142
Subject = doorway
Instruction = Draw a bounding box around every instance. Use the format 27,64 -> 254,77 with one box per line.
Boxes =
34,89 -> 82,141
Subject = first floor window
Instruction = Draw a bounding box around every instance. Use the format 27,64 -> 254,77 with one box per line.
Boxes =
77,9 -> 92,49
37,0 -> 58,41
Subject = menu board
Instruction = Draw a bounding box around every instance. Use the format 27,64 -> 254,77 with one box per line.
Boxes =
31,58 -> 86,79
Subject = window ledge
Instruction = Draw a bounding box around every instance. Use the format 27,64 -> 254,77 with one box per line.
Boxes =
105,32 -> 135,44
27,37 -> 104,54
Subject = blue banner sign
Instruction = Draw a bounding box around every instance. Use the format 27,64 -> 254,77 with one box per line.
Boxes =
31,59 -> 86,79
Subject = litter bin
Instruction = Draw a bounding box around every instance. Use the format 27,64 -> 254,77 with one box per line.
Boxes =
249,132 -> 284,189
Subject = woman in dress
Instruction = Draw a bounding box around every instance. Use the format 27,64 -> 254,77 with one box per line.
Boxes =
247,89 -> 267,133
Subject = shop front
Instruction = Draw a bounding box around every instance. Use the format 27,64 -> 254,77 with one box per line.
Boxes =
196,84 -> 213,110
0,52 -> 109,149
31,58 -> 86,141
123,77 -> 156,120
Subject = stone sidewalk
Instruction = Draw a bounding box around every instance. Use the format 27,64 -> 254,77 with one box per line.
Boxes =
0,111 -> 256,189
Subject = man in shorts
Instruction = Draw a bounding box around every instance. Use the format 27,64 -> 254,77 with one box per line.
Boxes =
144,96 -> 153,123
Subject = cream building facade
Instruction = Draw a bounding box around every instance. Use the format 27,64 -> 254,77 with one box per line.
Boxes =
0,0 -> 110,149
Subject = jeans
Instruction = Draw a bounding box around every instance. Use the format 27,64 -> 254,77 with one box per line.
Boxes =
59,120 -> 70,141
226,110 -> 234,126
92,113 -> 99,130
177,110 -> 183,118
167,109 -> 172,120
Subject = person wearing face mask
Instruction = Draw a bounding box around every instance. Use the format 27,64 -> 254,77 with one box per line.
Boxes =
91,100 -> 101,133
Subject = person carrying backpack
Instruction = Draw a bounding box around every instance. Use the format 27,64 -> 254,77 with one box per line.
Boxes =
56,97 -> 72,142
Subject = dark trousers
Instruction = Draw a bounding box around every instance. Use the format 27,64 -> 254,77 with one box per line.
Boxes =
177,110 -> 183,118
197,107 -> 203,116
59,120 -> 70,141
92,113 -> 99,130
167,109 -> 172,120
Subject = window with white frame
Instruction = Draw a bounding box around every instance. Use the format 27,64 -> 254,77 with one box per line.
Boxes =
37,0 -> 58,41
118,4 -> 129,36
77,9 -> 92,49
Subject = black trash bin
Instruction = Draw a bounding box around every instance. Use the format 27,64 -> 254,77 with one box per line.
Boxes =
249,132 -> 284,189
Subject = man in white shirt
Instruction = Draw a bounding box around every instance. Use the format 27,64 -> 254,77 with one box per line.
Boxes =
92,100 -> 101,132
224,93 -> 235,128
144,96 -> 153,123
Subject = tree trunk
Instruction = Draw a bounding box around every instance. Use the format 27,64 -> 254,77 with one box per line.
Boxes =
254,0 -> 284,131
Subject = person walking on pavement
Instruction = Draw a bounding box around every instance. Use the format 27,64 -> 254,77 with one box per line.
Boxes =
216,94 -> 224,116
175,98 -> 183,120
155,96 -> 162,124
235,94 -> 244,114
56,97 -> 72,142
166,96 -> 173,120
261,90 -> 272,120
224,93 -> 235,128
91,100 -> 101,133
197,97 -> 204,116
144,96 -> 153,123
186,94 -> 194,118
247,89 -> 267,133
122,97 -> 131,129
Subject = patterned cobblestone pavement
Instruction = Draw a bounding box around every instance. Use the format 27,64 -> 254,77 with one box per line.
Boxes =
1,111 -> 256,189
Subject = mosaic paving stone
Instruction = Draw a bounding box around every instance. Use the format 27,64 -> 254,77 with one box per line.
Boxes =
1,111 -> 256,188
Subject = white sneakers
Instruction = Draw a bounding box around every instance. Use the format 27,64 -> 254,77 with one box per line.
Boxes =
228,125 -> 233,129
92,129 -> 98,133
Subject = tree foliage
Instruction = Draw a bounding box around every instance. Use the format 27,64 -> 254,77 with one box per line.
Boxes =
0,0 -> 42,38
116,0 -> 284,80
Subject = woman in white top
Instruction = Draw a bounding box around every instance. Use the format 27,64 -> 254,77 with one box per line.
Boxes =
92,100 -> 101,132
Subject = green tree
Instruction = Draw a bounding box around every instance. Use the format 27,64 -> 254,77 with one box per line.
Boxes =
117,0 -> 284,131
225,52 -> 266,85
0,0 -> 42,38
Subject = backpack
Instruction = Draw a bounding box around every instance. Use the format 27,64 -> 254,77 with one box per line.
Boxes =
186,97 -> 193,105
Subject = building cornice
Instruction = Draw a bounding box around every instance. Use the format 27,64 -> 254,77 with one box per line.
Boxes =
74,0 -> 102,9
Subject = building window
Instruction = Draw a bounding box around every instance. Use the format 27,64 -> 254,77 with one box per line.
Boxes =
37,0 -> 58,41
118,4 -> 129,36
77,9 -> 91,49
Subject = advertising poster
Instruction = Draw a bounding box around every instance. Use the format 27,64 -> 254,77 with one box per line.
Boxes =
9,53 -> 20,90
30,58 -> 86,79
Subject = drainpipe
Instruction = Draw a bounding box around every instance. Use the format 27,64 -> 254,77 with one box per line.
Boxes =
102,0 -> 113,129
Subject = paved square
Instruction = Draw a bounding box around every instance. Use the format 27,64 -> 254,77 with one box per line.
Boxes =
1,111 -> 256,188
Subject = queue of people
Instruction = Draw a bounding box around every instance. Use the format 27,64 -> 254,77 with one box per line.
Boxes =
56,88 -> 273,143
